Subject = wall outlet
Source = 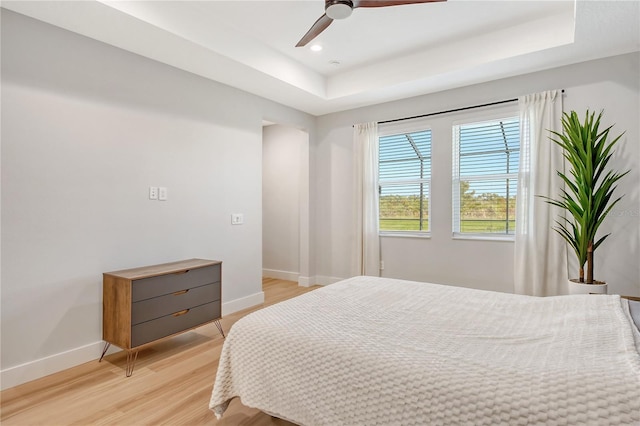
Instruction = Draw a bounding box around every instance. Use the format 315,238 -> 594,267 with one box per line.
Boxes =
380,260 -> 385,270
231,213 -> 244,225
149,186 -> 158,200
158,187 -> 168,201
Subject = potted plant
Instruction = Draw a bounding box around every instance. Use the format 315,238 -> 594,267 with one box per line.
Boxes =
542,110 -> 629,294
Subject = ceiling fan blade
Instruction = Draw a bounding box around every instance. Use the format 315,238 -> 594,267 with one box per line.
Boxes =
296,14 -> 334,47
354,0 -> 445,8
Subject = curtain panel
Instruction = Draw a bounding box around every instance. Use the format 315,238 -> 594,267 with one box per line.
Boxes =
353,122 -> 380,277
514,90 -> 566,296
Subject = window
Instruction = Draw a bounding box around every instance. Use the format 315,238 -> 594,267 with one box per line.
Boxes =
452,116 -> 520,237
378,127 -> 431,234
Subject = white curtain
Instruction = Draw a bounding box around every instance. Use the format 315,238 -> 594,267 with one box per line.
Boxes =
353,122 -> 380,276
515,90 -> 566,296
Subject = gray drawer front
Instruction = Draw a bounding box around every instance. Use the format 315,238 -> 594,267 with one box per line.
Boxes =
131,301 -> 220,347
131,283 -> 220,325
132,264 -> 220,302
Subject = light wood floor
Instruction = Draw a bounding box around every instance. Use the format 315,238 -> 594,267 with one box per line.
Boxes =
1,278 -> 321,426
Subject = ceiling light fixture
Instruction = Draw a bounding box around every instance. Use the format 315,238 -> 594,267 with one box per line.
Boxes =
310,44 -> 323,52
325,0 -> 353,20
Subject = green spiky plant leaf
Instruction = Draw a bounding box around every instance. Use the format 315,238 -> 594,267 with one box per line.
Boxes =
540,110 -> 629,284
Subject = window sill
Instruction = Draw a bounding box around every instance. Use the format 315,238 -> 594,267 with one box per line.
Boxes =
379,231 -> 431,239
452,233 -> 514,242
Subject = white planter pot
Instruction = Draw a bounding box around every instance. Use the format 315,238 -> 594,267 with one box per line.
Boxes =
567,279 -> 608,295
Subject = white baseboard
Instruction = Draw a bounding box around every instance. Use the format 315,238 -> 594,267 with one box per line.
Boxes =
1,292 -> 265,391
298,275 -> 345,287
315,275 -> 345,286
0,341 -> 118,391
298,275 -> 312,287
262,268 -> 299,282
221,291 -> 264,316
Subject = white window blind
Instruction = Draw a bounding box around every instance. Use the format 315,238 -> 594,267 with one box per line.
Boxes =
379,129 -> 431,233
453,117 -> 520,237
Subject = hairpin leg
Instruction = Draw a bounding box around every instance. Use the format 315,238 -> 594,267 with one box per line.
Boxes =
214,319 -> 225,338
125,350 -> 138,377
99,342 -> 111,362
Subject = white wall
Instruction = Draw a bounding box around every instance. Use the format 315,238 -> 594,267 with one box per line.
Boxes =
262,125 -> 307,281
0,10 -> 315,389
315,52 -> 640,296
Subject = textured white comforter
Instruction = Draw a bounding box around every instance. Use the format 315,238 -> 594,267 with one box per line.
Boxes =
210,276 -> 640,425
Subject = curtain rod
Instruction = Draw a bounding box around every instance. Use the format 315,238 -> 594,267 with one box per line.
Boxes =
378,98 -> 517,125
376,89 -> 565,125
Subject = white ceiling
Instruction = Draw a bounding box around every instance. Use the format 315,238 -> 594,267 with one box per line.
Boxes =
3,0 -> 639,116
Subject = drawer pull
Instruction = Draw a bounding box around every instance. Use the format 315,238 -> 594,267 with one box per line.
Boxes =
175,269 -> 190,275
172,309 -> 190,317
173,289 -> 189,296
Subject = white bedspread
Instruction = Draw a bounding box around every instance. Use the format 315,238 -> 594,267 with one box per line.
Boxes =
210,276 -> 640,425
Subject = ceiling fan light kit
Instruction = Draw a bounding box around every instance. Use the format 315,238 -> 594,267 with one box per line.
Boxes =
326,1 -> 354,20
296,0 -> 445,47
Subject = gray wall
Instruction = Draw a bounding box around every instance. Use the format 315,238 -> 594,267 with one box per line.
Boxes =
0,9 -> 315,388
314,52 -> 640,296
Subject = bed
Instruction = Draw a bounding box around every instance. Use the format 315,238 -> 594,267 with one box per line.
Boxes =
209,276 -> 640,425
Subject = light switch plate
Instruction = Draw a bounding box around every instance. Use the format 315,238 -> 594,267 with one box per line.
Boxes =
158,187 -> 167,201
231,213 -> 244,225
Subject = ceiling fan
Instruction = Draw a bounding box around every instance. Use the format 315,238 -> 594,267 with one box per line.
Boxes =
296,0 -> 446,47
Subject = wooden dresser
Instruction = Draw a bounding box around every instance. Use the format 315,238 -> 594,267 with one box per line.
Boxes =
101,258 -> 223,376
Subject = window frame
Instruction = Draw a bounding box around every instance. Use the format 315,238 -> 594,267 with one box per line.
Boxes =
451,109 -> 520,241
378,119 -> 433,238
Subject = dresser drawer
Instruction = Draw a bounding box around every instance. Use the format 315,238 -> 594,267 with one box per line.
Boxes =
131,301 -> 220,347
131,282 -> 220,325
132,264 -> 220,302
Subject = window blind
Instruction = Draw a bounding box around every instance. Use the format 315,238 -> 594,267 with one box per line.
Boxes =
379,129 -> 432,233
453,117 -> 520,236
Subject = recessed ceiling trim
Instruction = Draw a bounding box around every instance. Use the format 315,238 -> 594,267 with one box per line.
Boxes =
327,10 -> 575,99
2,0 -> 638,116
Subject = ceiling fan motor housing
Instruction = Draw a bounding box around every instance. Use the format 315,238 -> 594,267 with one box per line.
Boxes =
326,0 -> 354,19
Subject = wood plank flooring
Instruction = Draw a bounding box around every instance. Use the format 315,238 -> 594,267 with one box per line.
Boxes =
0,278 -> 321,426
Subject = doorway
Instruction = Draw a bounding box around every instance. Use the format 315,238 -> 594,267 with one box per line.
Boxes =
262,123 -> 310,285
